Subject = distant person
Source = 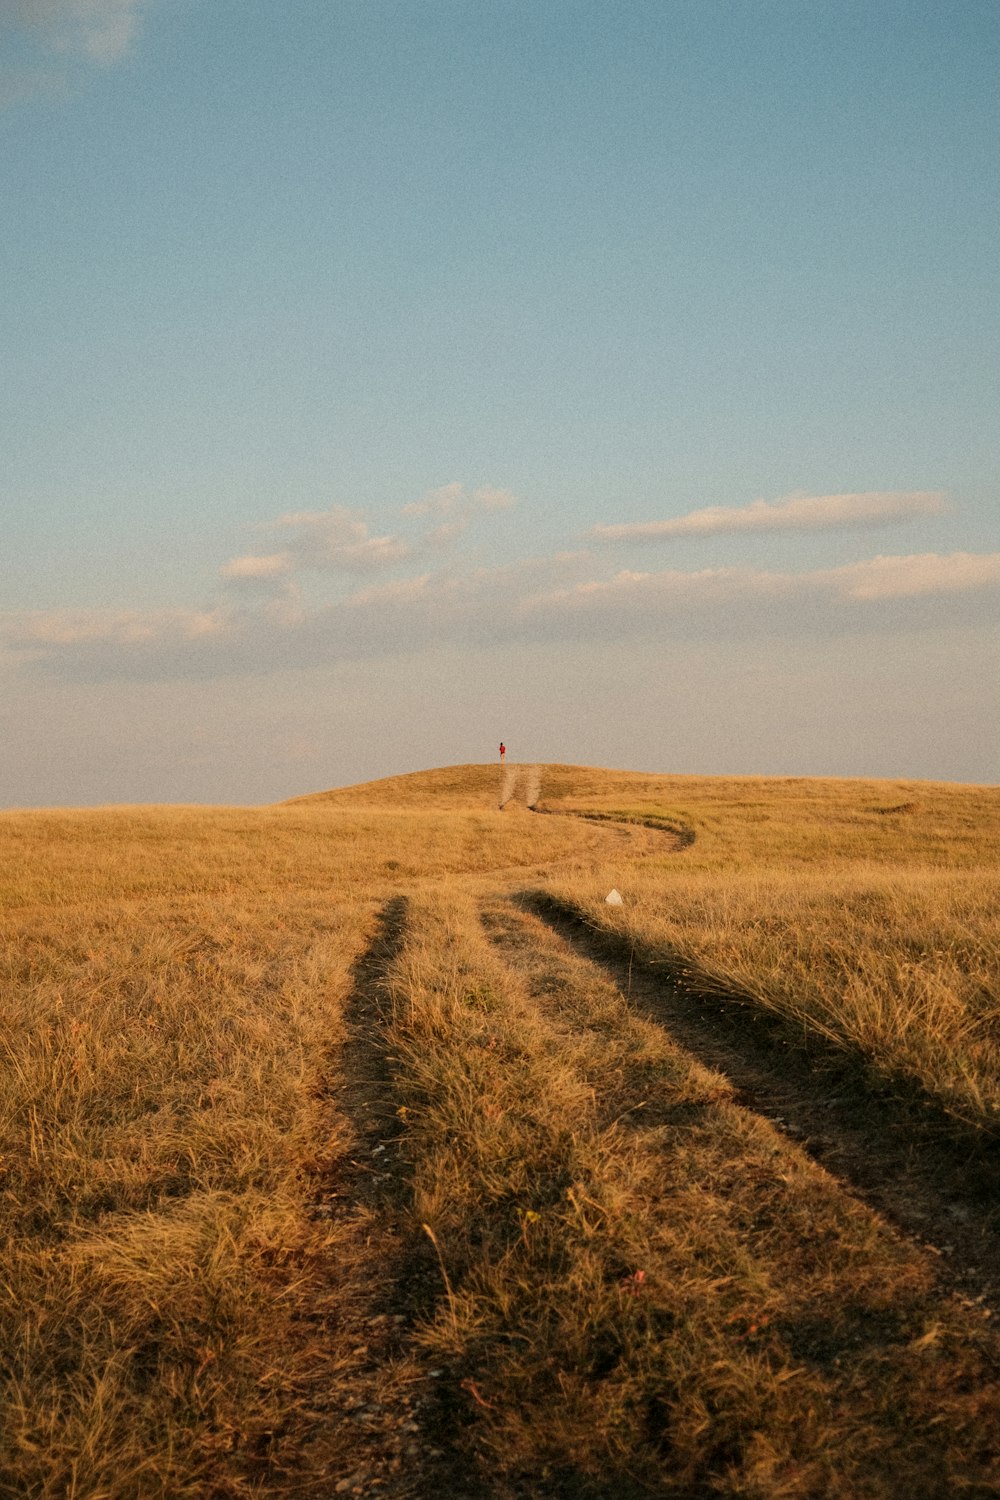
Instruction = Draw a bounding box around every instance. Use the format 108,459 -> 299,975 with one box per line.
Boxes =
499,742 -> 506,762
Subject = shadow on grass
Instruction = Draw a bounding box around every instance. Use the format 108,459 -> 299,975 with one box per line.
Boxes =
321,897 -> 520,1500
522,890 -> 1000,1317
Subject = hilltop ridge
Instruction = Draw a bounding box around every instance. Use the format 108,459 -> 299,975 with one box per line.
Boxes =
281,762 -> 666,808
280,760 -> 957,812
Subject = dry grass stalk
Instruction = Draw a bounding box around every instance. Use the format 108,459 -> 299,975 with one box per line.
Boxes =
1,766 -> 998,1494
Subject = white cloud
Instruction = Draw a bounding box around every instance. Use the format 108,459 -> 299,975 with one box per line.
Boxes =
588,491 -> 949,543
220,552 -> 293,580
217,489 -> 517,597
5,606 -> 228,652
218,506 -> 411,579
403,482 -> 517,542
521,551 -> 1000,638
402,482 -> 465,518
519,566 -> 786,633
4,549 -> 997,684
7,0 -> 147,65
828,551 -> 1000,601
273,506 -> 411,570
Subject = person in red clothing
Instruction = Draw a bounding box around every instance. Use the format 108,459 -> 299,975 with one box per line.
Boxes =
499,742 -> 506,761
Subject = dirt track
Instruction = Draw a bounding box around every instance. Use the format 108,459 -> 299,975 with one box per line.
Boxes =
306,899 -> 498,1500
514,892 -> 1000,1318
302,798 -> 999,1494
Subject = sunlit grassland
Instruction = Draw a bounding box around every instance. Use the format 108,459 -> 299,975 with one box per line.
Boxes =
386,890 -> 1000,1495
0,798 -> 616,908
0,797 -> 612,1496
1,766 -> 998,1496
536,771 -> 1000,1132
0,812 -> 365,1497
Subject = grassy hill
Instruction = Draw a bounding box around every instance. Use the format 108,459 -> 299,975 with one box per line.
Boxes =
1,766 -> 998,1497
289,759 -> 999,870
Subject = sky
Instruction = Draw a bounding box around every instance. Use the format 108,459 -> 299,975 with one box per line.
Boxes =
2,0 -> 998,806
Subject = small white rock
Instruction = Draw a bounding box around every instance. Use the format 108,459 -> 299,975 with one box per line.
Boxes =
605,888 -> 624,906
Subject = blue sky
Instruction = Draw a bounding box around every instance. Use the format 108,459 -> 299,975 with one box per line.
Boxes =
2,0 -> 997,804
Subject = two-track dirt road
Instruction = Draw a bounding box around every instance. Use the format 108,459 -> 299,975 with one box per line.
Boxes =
302,796 -> 998,1495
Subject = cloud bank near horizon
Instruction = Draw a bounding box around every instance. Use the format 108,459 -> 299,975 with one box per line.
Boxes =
587,491 -> 949,543
3,478 -> 992,690
4,546 -> 998,685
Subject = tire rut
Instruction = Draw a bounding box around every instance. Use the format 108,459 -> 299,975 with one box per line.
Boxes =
522,893 -> 1000,1319
304,898 -> 500,1500
529,804 -> 695,853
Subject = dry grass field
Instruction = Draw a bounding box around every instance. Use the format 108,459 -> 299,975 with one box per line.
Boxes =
1,764 -> 998,1497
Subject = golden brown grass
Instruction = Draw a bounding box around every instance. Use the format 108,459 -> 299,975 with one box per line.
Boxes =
0,810 -> 371,1495
537,771 -> 1000,1133
2,765 -> 999,1496
0,791 -> 635,1495
384,890 -> 1000,1495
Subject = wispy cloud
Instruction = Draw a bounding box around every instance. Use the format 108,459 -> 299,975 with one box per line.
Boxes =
219,552 -> 293,581
272,506 -> 412,570
221,506 -> 411,582
830,550 -> 1000,600
6,548 -> 998,684
7,0 -> 148,65
587,491 -> 949,543
520,551 -> 1000,641
2,0 -> 149,104
5,605 -> 227,655
221,487 -> 518,579
403,482 -> 517,544
403,482 -> 517,518
401,481 -> 464,518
